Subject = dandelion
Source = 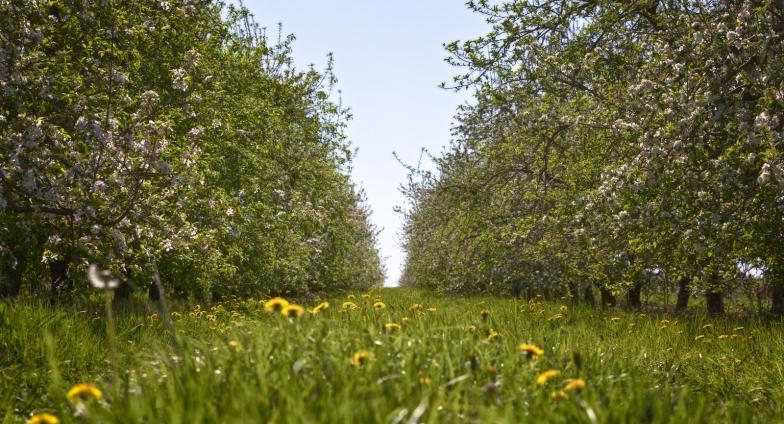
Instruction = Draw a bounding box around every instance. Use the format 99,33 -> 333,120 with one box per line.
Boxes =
718,334 -> 729,340
732,326 -> 744,333
702,324 -> 713,330
347,294 -> 355,300
228,340 -> 240,349
610,317 -> 621,322
480,309 -> 490,320
401,317 -> 410,322
282,304 -> 305,318
67,383 -> 102,409
536,369 -> 561,385
362,293 -> 371,300
384,322 -> 401,332
548,314 -> 563,321
694,335 -> 705,341
352,351 -> 372,367
560,305 -> 568,312
27,413 -> 60,424
373,301 -> 386,310
660,319 -> 670,325
486,329 -> 501,342
311,302 -> 329,314
342,301 -> 359,311
87,264 -> 119,290
467,325 -> 477,332
427,307 -> 437,313
518,343 -> 545,358
264,297 -> 289,313
564,378 -> 586,391
550,390 -> 568,400
410,304 -> 423,311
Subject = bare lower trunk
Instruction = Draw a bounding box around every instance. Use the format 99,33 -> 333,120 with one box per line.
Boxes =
627,283 -> 642,309
0,255 -> 24,298
706,291 -> 724,315
600,286 -> 616,308
49,256 -> 72,303
583,284 -> 596,307
771,283 -> 784,316
675,278 -> 690,313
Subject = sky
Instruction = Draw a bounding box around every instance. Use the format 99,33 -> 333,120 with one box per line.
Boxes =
244,1 -> 488,286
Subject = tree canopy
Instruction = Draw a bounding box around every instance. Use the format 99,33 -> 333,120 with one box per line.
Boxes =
401,0 -> 784,314
0,0 -> 384,301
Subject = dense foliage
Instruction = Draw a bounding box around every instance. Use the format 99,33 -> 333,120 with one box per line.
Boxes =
0,0 -> 384,300
401,0 -> 784,314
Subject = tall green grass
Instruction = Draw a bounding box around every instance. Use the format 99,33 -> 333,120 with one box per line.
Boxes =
2,289 -> 783,423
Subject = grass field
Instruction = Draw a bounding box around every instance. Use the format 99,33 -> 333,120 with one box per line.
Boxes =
2,288 -> 783,423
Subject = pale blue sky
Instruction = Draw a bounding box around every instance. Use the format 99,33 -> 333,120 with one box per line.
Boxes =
245,1 -> 487,286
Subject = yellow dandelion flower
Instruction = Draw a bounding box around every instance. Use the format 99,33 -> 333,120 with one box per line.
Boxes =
427,307 -> 437,313
467,325 -> 477,332
518,343 -> 545,358
282,304 -> 305,318
347,294 -> 355,300
401,317 -> 410,322
560,305 -> 568,312
362,293 -> 371,300
660,319 -> 670,325
66,383 -> 102,405
342,301 -> 359,311
480,309 -> 490,320
550,390 -> 568,400
718,334 -> 729,340
659,325 -> 668,330
486,329 -> 501,342
548,313 -> 563,321
384,322 -> 401,332
666,347 -> 673,352
564,378 -> 586,391
148,313 -> 158,321
410,304 -> 423,311
610,317 -> 621,322
536,369 -> 561,385
311,302 -> 329,314
170,311 -> 182,319
352,351 -> 372,367
206,314 -> 217,322
702,324 -> 713,330
732,326 -> 744,333
694,334 -> 705,341
373,301 -> 386,310
26,413 -> 60,424
264,297 -> 289,313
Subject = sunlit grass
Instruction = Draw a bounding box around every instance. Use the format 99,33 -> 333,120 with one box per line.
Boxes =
2,289 -> 783,423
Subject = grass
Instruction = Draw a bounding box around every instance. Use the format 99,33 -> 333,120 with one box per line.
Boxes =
2,288 -> 783,423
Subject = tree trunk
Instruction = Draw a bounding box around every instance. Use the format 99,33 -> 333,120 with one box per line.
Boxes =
148,281 -> 161,301
675,278 -> 690,313
627,283 -> 642,309
706,291 -> 724,315
583,284 -> 596,307
49,256 -> 72,302
600,286 -> 616,308
0,254 -> 24,298
569,282 -> 580,303
771,283 -> 784,315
